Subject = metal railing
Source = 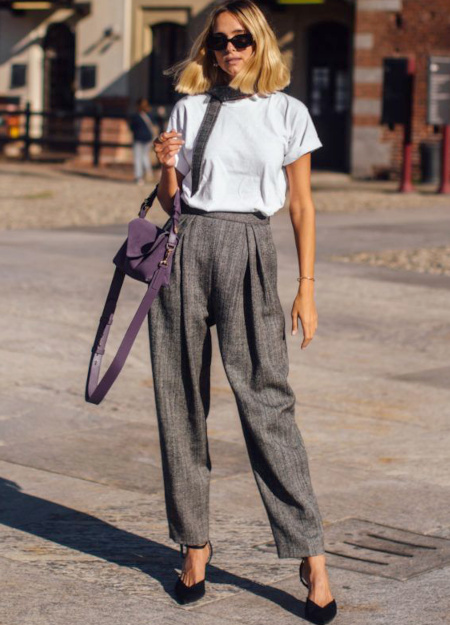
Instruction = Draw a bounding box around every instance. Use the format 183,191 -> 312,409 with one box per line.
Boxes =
0,102 -> 162,166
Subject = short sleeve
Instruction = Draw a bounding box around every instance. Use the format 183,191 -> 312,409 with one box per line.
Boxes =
165,100 -> 190,176
282,102 -> 323,167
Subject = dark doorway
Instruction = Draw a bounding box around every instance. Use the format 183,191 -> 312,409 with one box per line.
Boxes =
43,22 -> 76,152
307,21 -> 352,172
149,22 -> 187,105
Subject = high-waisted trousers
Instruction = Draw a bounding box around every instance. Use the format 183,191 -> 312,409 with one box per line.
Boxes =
147,206 -> 325,558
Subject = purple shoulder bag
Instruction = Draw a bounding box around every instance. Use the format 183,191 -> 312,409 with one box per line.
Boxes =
85,85 -> 233,404
85,183 -> 180,404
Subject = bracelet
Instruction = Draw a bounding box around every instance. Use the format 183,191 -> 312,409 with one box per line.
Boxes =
297,276 -> 315,282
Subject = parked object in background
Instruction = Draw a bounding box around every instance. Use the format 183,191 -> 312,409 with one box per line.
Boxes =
419,141 -> 441,184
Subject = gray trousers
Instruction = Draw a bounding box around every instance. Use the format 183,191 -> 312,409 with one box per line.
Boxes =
147,209 -> 325,558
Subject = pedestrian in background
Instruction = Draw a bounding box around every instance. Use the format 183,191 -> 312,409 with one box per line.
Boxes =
129,98 -> 155,185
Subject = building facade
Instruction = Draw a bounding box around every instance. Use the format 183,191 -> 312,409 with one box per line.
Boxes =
0,0 -> 448,178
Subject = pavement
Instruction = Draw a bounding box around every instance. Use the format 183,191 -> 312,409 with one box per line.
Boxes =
2,159 -> 450,230
0,164 -> 450,624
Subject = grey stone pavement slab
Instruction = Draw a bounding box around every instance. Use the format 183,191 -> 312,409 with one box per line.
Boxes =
0,200 -> 450,624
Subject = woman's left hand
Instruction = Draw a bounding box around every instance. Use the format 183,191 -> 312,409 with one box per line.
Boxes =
291,285 -> 318,349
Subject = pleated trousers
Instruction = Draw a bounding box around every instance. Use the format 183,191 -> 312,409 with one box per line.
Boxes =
147,207 -> 325,558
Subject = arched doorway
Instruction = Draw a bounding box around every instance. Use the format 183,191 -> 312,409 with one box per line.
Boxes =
149,22 -> 187,105
307,21 -> 352,172
43,22 -> 76,151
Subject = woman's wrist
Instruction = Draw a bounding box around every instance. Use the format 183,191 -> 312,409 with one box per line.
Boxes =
297,278 -> 315,295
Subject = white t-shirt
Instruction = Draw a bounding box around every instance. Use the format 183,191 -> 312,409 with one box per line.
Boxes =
165,90 -> 322,217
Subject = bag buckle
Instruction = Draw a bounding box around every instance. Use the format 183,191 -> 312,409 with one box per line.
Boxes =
159,244 -> 175,266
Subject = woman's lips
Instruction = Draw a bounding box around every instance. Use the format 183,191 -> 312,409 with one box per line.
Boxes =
225,58 -> 241,63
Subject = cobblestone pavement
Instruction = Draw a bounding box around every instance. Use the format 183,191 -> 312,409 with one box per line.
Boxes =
0,163 -> 450,624
332,246 -> 450,276
1,160 -> 450,229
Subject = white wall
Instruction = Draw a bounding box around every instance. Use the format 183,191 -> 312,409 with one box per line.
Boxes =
76,0 -> 128,101
0,0 -> 131,111
0,10 -> 45,110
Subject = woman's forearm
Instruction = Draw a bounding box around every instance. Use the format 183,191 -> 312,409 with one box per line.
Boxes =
289,200 -> 316,292
157,165 -> 179,215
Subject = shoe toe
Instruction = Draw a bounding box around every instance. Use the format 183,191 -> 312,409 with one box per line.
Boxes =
174,576 -> 206,604
305,598 -> 337,625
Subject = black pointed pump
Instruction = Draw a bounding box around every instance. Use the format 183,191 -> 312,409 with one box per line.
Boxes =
174,540 -> 213,605
299,558 -> 337,625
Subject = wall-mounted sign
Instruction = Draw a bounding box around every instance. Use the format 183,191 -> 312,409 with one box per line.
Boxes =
427,56 -> 450,126
381,57 -> 413,127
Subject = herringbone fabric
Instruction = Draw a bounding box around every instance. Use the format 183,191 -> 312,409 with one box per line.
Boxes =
147,210 -> 325,558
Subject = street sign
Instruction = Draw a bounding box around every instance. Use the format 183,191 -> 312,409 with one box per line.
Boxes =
427,56 -> 450,126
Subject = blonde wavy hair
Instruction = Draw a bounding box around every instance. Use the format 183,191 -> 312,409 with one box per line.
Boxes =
164,0 -> 291,96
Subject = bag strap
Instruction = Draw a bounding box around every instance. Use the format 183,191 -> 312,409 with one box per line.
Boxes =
190,89 -> 250,198
85,266 -> 167,404
190,96 -> 222,197
85,184 -> 180,405
139,183 -> 181,244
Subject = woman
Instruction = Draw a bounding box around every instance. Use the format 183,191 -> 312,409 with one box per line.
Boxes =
129,97 -> 155,185
151,1 -> 337,622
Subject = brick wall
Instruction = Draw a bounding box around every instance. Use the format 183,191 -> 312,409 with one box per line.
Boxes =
352,0 -> 450,179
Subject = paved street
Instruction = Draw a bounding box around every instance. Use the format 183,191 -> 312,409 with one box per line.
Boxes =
0,165 -> 450,624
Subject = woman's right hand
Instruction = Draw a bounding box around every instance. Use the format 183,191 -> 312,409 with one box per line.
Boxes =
153,130 -> 185,169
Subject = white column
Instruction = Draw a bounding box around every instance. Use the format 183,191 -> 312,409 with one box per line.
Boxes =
27,37 -> 44,143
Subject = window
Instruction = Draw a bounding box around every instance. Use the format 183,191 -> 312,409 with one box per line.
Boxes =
10,64 -> 27,89
78,65 -> 97,90
149,22 -> 187,104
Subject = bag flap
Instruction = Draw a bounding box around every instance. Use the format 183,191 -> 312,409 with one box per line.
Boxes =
125,218 -> 165,258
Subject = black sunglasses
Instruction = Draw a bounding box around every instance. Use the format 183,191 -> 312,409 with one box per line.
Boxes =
206,32 -> 254,52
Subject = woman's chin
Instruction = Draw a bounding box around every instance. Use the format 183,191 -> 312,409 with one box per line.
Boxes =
224,68 -> 241,80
